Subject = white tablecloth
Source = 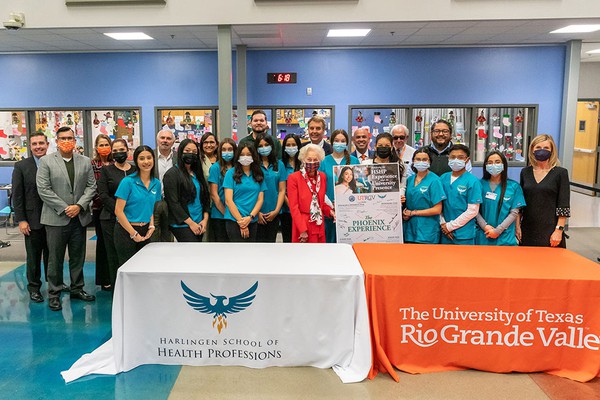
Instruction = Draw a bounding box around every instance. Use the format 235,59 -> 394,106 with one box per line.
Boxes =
62,243 -> 371,383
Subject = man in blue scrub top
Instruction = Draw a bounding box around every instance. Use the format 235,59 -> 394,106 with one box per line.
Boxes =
439,144 -> 482,245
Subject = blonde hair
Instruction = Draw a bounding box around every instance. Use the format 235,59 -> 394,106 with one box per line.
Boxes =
528,134 -> 560,168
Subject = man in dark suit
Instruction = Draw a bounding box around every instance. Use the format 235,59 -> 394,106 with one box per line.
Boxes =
11,132 -> 49,303
36,127 -> 97,311
351,128 -> 374,163
153,129 -> 176,242
300,115 -> 332,156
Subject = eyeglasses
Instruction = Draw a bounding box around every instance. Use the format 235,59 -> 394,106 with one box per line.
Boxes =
432,129 -> 451,135
57,137 -> 75,142
393,136 -> 406,141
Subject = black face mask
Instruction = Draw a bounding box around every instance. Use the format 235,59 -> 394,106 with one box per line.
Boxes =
376,147 -> 392,159
113,151 -> 128,164
182,153 -> 199,165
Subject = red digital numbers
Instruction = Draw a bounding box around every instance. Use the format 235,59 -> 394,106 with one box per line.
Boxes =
268,72 -> 296,84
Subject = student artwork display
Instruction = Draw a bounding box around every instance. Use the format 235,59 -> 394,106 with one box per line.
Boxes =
91,109 -> 141,159
333,163 -> 403,244
275,108 -> 332,140
34,110 -> 84,155
350,108 -> 409,148
232,109 -> 273,142
474,107 -> 529,163
159,109 -> 213,145
0,111 -> 27,161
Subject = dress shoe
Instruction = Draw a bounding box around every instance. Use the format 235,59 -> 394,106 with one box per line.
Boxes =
70,290 -> 95,302
29,291 -> 44,303
61,284 -> 70,292
48,297 -> 62,311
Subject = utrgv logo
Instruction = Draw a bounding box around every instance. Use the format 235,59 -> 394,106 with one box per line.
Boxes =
457,185 -> 467,194
419,186 -> 429,194
181,281 -> 258,334
357,194 -> 376,201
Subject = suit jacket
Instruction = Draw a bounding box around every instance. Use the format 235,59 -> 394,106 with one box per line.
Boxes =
11,157 -> 44,230
351,149 -> 374,161
301,140 -> 332,156
36,152 -> 96,227
154,148 -> 177,180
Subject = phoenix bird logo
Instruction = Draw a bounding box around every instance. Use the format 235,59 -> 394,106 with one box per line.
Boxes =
181,281 -> 258,334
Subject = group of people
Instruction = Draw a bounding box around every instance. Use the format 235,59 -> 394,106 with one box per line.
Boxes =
11,113 -> 570,311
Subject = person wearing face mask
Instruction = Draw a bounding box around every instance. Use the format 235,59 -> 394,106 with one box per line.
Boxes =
255,134 -> 287,242
163,139 -> 210,242
368,132 -> 406,196
280,134 -> 302,242
287,144 -> 334,243
223,142 -> 266,242
475,151 -> 525,246
439,144 -> 483,245
402,148 -> 446,244
519,134 -> 570,248
208,138 -> 237,242
97,139 -> 136,289
319,129 -> 359,243
238,110 -> 282,160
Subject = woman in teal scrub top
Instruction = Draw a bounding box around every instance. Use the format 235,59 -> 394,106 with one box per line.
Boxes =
208,138 -> 237,242
402,147 -> 446,243
280,134 -> 301,243
476,150 -> 525,246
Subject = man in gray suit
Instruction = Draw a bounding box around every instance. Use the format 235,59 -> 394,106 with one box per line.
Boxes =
37,126 -> 97,311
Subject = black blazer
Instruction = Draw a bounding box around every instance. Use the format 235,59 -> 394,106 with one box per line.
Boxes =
11,157 -> 44,230
163,166 -> 209,226
97,164 -> 137,221
301,140 -> 332,156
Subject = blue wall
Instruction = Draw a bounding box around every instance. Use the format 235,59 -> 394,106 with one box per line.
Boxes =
0,46 -> 565,203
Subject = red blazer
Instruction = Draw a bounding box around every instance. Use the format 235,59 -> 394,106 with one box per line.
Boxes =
287,171 -> 332,234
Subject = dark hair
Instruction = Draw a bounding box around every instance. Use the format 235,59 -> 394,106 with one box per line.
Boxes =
255,134 -> 279,172
330,129 -> 351,165
482,150 -> 508,219
374,133 -> 405,178
282,133 -> 301,172
133,145 -> 156,180
431,119 -> 453,135
251,109 -> 267,121
56,126 -> 74,137
336,166 -> 358,193
29,132 -> 47,142
176,139 -> 210,211
410,147 -> 433,174
217,137 -> 237,177
449,144 -> 470,158
233,141 -> 264,184
94,134 -> 113,162
111,138 -> 129,150
199,132 -> 218,162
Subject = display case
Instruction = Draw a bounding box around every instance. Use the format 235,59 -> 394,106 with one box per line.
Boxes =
274,107 -> 334,141
350,107 -> 409,148
0,110 -> 27,162
89,108 -> 141,160
156,108 -> 215,147
33,109 -> 85,155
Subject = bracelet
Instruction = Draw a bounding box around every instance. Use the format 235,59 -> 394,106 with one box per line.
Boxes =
130,231 -> 139,239
148,225 -> 155,229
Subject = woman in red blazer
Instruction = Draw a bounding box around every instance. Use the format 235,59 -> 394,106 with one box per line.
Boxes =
287,144 -> 335,243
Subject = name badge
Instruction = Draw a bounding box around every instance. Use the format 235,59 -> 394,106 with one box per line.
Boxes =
485,191 -> 497,200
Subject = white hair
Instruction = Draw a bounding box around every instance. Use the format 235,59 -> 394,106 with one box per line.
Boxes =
156,129 -> 175,140
298,143 -> 325,163
390,124 -> 408,136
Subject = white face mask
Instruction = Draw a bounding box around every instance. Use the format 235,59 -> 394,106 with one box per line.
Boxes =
238,155 -> 254,166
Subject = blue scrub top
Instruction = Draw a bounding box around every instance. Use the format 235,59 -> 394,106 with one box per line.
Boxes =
223,168 -> 267,223
476,179 -> 526,246
208,162 -> 231,219
171,174 -> 204,228
440,171 -> 483,240
115,173 -> 161,223
260,160 -> 288,214
403,172 -> 446,244
319,154 -> 360,203
281,162 -> 296,213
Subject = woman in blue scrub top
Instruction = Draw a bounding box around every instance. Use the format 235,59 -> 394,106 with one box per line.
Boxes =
439,144 -> 483,245
402,148 -> 446,243
163,139 -> 210,242
114,145 -> 162,266
319,129 -> 359,243
208,138 -> 237,242
223,142 -> 266,242
280,134 -> 301,242
255,135 -> 287,242
476,151 -> 525,246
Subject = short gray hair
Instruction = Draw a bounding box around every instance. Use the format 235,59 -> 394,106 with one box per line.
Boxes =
390,124 -> 408,136
156,129 -> 175,140
298,143 -> 325,163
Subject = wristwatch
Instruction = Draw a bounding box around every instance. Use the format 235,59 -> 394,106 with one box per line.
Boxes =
555,225 -> 564,231
249,213 -> 255,219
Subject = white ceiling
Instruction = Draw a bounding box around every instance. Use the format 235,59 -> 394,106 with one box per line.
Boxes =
1,19 -> 600,61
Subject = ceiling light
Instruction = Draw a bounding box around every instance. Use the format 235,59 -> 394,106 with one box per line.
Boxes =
550,25 -> 600,34
327,29 -> 371,38
103,32 -> 154,40
586,48 -> 600,54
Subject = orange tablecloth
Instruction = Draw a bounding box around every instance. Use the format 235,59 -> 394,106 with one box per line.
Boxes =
354,243 -> 600,382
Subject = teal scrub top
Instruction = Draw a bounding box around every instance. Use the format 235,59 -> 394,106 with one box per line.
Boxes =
260,160 -> 288,214
403,172 -> 446,243
281,162 -> 296,214
476,179 -> 526,246
171,174 -> 204,228
208,162 -> 231,219
440,171 -> 483,240
223,168 -> 267,223
115,173 -> 161,223
319,154 -> 360,203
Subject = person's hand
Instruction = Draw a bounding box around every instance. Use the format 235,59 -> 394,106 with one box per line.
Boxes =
258,212 -> 268,225
240,226 -> 250,239
515,225 -> 522,243
401,195 -> 406,204
131,231 -> 145,242
18,221 -> 31,236
403,209 -> 412,221
299,231 -> 308,243
188,221 -> 202,235
141,225 -> 155,241
485,228 -> 500,239
264,211 -> 276,222
441,223 -> 454,241
238,216 -> 251,229
65,205 -> 81,218
198,220 -> 207,235
550,229 -> 563,247
330,210 -> 336,223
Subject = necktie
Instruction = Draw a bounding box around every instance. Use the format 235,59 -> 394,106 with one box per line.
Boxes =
360,154 -> 366,161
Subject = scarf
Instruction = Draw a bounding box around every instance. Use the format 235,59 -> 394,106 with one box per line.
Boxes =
301,168 -> 323,226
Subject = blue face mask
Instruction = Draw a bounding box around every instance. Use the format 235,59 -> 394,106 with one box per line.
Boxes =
448,159 -> 466,172
533,149 -> 551,162
413,161 -> 430,172
285,146 -> 298,156
485,163 -> 504,176
258,145 -> 272,157
332,142 -> 347,153
221,151 -> 234,161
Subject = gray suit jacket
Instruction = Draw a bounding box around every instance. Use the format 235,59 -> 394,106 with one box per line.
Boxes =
36,152 -> 96,227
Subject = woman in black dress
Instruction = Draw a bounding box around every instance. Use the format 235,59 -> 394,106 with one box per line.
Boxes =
519,134 -> 570,248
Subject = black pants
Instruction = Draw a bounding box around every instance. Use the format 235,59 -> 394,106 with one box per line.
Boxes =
280,212 -> 292,243
225,220 -> 257,242
114,223 -> 151,267
210,218 -> 229,242
256,216 -> 280,243
46,218 -> 86,299
93,210 -> 110,286
101,218 -> 119,288
24,226 -> 48,293
170,226 -> 203,242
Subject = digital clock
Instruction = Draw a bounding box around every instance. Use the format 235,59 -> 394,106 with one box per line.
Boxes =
267,72 -> 297,84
